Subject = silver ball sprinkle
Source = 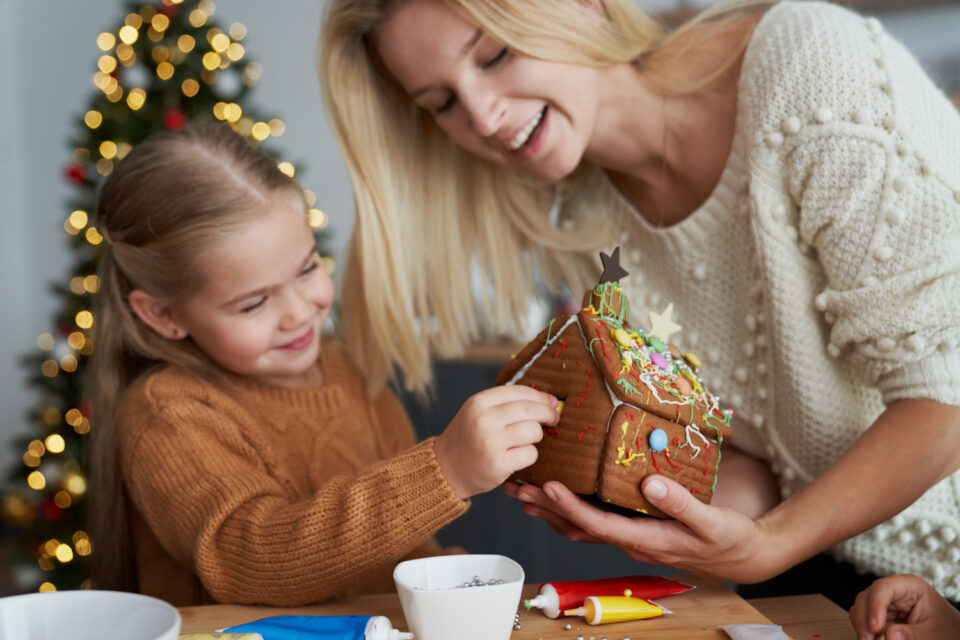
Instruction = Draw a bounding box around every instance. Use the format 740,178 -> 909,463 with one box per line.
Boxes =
564,623 -> 572,630
456,575 -> 505,588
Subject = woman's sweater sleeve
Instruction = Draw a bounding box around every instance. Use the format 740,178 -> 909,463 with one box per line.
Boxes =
122,393 -> 468,605
784,111 -> 960,407
752,1 -> 960,407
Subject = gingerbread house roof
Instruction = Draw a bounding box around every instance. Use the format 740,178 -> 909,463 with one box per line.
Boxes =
497,280 -> 733,516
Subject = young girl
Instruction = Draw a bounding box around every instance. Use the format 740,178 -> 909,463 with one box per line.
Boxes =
319,0 -> 960,608
87,122 -> 558,606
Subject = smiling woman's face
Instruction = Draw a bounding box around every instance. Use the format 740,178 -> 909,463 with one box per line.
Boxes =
376,0 -> 604,181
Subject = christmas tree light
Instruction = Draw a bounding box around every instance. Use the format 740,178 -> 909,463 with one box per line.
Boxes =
2,0 -> 333,592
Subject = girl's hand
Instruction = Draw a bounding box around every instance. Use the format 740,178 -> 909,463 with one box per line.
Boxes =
438,546 -> 469,555
503,474 -> 784,584
435,386 -> 558,500
849,574 -> 960,640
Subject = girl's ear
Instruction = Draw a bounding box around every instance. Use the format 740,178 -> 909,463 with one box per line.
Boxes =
127,289 -> 189,340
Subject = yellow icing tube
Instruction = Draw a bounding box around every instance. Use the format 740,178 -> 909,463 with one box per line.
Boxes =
564,595 -> 668,624
179,634 -> 264,639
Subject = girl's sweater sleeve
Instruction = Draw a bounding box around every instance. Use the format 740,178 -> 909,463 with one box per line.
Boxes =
371,385 -> 448,557
121,388 -> 468,605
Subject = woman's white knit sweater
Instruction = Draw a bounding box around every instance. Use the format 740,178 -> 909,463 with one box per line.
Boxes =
577,1 -> 960,597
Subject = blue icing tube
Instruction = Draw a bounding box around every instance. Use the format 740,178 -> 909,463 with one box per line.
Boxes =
223,615 -> 413,640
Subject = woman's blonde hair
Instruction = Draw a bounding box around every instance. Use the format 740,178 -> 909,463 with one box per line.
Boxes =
88,122 -> 305,591
319,0 -> 774,395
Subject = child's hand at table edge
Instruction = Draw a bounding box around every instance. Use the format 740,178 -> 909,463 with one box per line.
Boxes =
434,385 -> 558,500
849,573 -> 960,640
438,546 -> 469,555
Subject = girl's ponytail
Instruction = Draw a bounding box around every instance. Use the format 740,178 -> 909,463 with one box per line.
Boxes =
88,246 -> 136,591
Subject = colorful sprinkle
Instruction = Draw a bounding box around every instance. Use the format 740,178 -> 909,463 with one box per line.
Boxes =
612,327 -> 633,348
647,335 -> 666,352
649,428 -> 668,451
650,352 -> 669,370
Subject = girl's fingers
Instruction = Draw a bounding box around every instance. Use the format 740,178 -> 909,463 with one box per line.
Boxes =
474,385 -> 558,410
504,420 -> 545,448
486,400 -> 560,431
502,443 -> 539,473
849,588 -> 885,638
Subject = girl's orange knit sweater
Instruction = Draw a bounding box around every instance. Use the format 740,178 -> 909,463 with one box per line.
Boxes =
118,342 -> 469,606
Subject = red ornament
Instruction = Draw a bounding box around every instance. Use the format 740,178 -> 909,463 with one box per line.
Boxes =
157,1 -> 179,18
57,321 -> 74,337
163,109 -> 187,130
80,399 -> 93,418
65,163 -> 86,184
40,499 -> 64,522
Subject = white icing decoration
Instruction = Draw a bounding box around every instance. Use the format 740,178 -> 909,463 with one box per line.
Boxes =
504,315 -> 579,386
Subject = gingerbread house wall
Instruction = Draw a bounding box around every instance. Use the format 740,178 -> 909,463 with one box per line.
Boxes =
499,315 -> 614,495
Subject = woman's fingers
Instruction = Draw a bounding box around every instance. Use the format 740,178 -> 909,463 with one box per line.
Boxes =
639,475 -> 722,540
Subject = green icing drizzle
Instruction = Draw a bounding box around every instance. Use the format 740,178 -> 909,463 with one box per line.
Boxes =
616,377 -> 645,397
711,448 -> 722,493
593,282 -> 630,325
545,316 -> 559,343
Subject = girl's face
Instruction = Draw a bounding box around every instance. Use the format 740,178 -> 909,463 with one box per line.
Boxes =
376,0 -> 603,182
170,195 -> 334,388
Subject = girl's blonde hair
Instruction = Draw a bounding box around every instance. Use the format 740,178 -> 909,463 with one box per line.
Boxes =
319,0 -> 774,395
88,122 -> 305,591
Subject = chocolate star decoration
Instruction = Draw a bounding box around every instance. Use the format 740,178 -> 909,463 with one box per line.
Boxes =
599,246 -> 629,284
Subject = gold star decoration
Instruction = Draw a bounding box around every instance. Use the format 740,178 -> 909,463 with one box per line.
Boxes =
648,303 -> 682,342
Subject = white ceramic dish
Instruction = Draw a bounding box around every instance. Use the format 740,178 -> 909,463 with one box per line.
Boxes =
393,554 -> 524,640
0,590 -> 180,640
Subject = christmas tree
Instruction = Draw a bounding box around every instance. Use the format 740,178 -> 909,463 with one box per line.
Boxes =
1,0 -> 333,593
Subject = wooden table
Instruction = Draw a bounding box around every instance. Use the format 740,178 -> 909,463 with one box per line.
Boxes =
179,575 -> 854,639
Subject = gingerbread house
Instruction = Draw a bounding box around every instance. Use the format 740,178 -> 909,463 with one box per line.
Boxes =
496,249 -> 732,517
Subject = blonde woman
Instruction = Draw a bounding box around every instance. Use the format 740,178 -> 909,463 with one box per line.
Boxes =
319,0 -> 960,608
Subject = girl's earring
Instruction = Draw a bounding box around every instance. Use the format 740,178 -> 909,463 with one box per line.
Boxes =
171,329 -> 181,338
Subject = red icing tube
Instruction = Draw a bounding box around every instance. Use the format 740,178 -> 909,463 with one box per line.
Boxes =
523,575 -> 693,618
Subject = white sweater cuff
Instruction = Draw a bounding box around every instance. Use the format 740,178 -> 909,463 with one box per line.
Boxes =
877,350 -> 960,407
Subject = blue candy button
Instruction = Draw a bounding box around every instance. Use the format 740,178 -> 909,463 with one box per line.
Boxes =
649,428 -> 668,452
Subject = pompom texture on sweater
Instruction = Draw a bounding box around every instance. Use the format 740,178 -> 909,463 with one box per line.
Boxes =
572,1 -> 960,597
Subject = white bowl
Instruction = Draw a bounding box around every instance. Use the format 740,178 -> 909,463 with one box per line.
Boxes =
393,554 -> 524,640
0,590 -> 180,640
